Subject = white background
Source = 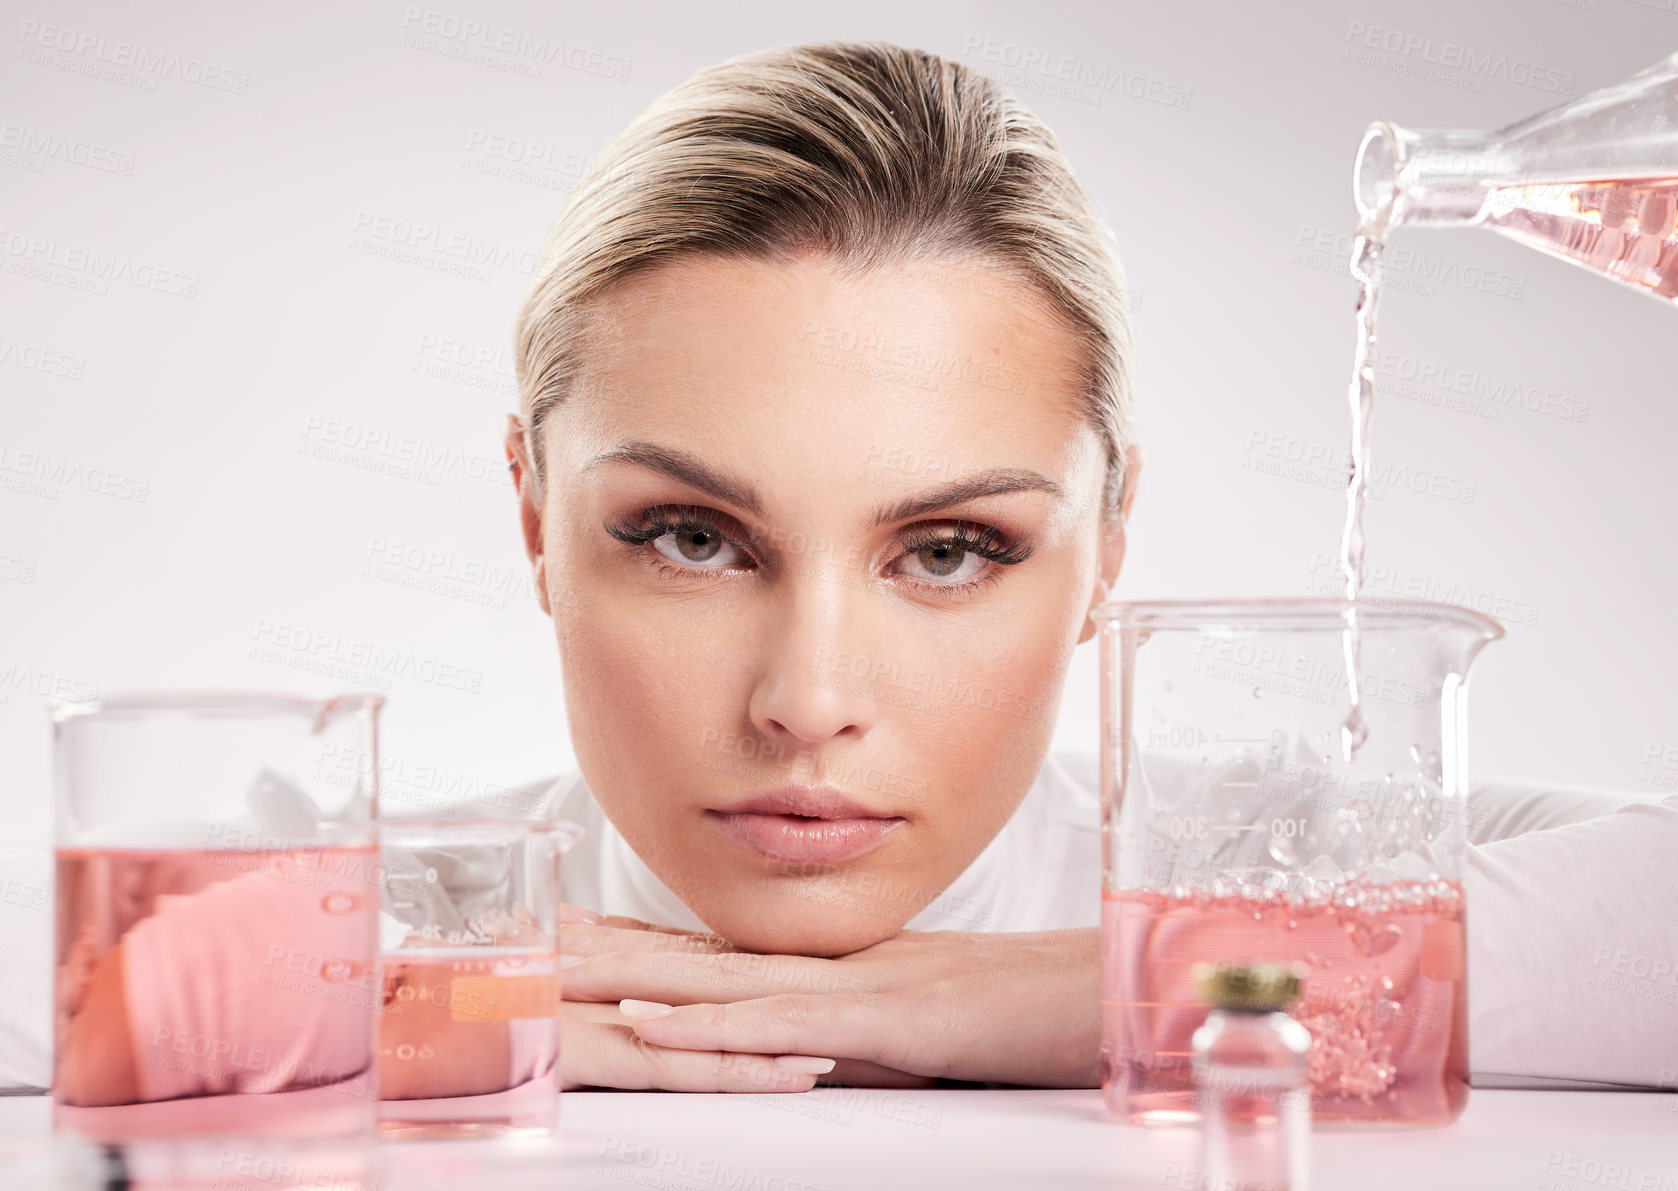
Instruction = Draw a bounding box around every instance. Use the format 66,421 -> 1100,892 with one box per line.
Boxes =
4,1 -> 1676,842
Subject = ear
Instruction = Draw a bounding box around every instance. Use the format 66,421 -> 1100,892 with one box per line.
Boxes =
1078,444 -> 1143,645
504,413 -> 551,618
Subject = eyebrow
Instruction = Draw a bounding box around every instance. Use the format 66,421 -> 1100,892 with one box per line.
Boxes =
582,440 -> 1066,527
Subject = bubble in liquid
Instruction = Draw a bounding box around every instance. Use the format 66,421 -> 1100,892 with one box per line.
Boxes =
321,893 -> 359,914
321,959 -> 362,983
1340,708 -> 1370,761
1252,686 -> 1264,699
1343,920 -> 1403,957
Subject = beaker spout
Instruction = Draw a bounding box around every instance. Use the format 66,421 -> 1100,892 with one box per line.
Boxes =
1354,123 -> 1498,236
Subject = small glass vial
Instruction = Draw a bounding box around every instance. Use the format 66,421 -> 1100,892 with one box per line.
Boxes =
1191,962 -> 1312,1191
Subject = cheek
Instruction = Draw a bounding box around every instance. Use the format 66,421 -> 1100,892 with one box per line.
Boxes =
556,592 -> 731,772
548,530 -> 760,817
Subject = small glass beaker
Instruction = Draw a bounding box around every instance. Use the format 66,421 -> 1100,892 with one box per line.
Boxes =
1093,600 -> 1500,1128
50,691 -> 385,1177
375,818 -> 582,1139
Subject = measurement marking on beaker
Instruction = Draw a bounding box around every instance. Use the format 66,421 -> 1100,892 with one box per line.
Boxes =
1219,781 -> 1259,788
1215,737 -> 1268,743
1212,825 -> 1263,832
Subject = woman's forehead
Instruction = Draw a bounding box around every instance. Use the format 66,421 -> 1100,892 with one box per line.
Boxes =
551,253 -> 1098,497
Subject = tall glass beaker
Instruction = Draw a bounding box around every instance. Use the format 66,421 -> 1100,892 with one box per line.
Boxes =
51,691 -> 385,1160
1095,600 -> 1500,1128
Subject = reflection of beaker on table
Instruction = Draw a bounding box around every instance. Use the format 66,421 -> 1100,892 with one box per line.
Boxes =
1093,599 -> 1501,1128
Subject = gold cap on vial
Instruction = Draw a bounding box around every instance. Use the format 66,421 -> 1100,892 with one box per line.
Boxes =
1193,962 -> 1304,1012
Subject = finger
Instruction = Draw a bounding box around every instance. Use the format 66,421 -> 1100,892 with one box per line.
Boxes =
823,1059 -> 940,1089
560,1012 -> 829,1093
560,902 -> 604,924
563,948 -> 851,1005
594,912 -> 730,941
622,994 -> 878,1065
562,922 -> 736,957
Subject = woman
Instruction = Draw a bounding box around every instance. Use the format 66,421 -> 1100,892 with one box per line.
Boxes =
20,39 -> 1677,1104
499,39 -> 1678,1096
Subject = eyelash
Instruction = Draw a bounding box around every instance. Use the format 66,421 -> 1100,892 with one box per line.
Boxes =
602,504 -> 1033,596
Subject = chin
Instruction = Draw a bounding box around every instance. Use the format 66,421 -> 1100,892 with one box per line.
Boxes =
698,881 -> 923,956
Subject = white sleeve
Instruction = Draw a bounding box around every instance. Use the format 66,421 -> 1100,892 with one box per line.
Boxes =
0,845 -> 53,1091
1463,782 -> 1678,1089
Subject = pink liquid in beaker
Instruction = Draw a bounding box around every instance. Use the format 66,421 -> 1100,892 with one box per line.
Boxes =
1101,879 -> 1468,1127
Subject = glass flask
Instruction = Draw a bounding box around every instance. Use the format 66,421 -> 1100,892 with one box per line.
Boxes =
1095,599 -> 1501,1128
1353,50 -> 1678,302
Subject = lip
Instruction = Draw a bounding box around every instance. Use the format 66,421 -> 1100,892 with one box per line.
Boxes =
705,785 -> 907,866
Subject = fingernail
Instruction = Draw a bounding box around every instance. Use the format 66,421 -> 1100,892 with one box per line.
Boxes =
559,953 -> 588,970
560,904 -> 604,924
619,999 -> 676,1020
772,1055 -> 836,1075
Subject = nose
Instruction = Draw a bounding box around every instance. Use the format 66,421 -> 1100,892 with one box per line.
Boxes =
747,569 -> 880,749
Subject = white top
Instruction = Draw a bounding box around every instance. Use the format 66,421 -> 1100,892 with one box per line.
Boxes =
3,752 -> 1674,1092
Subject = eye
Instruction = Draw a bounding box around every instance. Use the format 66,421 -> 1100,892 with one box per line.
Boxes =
651,522 -> 745,568
604,505 -> 752,574
892,520 -> 1033,593
898,539 -> 988,584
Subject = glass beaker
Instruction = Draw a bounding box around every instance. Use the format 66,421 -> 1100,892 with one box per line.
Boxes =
1352,50 -> 1678,302
375,818 -> 582,1140
50,691 -> 385,1176
1094,599 -> 1501,1128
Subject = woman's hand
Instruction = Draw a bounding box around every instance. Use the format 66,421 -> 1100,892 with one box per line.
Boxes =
561,911 -> 1102,1089
555,906 -> 836,1093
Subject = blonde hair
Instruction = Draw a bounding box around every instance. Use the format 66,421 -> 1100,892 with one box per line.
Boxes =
513,39 -> 1135,524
